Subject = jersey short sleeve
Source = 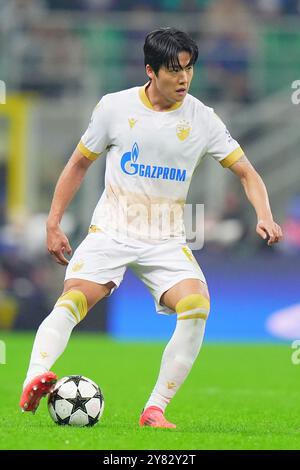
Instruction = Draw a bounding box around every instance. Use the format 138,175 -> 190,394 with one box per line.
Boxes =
77,97 -> 110,161
205,108 -> 244,168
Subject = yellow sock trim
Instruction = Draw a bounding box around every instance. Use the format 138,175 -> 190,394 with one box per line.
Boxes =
55,301 -> 79,323
177,313 -> 208,321
55,290 -> 88,323
175,294 -> 210,321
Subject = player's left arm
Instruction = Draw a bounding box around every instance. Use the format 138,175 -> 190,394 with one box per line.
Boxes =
229,154 -> 283,246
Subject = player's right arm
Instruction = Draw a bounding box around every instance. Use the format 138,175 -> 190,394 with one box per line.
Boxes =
46,147 -> 94,265
47,96 -> 110,265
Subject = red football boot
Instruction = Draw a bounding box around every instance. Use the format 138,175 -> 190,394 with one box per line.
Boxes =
139,406 -> 176,429
20,372 -> 57,413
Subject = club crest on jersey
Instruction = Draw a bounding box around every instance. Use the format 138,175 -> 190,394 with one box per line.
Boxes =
176,120 -> 191,141
120,142 -> 186,182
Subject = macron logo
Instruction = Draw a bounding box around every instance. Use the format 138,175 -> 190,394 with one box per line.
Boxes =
120,142 -> 186,182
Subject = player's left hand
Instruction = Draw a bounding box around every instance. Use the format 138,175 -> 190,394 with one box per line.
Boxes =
256,219 -> 283,246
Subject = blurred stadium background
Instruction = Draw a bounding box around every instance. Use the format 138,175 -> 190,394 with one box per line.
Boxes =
0,0 -> 299,342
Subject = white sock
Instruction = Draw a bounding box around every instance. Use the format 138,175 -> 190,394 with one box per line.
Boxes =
144,317 -> 206,412
23,306 -> 77,389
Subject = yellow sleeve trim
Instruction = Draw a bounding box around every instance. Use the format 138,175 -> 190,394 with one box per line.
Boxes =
77,141 -> 101,161
220,147 -> 244,168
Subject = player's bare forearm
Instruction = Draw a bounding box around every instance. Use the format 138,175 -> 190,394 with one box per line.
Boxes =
47,147 -> 93,227
47,147 -> 93,265
230,155 -> 283,245
239,166 -> 272,220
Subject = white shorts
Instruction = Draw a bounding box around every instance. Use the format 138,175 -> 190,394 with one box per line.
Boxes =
65,231 -> 206,315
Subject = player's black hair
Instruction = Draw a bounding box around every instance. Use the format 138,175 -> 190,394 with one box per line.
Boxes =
143,27 -> 198,75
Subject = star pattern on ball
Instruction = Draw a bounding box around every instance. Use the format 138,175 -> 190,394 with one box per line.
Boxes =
64,375 -> 86,387
65,393 -> 91,414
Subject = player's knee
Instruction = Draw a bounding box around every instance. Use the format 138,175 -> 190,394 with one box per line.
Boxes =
64,279 -> 113,309
175,293 -> 210,321
55,289 -> 88,324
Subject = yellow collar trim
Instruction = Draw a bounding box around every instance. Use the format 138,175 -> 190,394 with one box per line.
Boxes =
139,83 -> 182,112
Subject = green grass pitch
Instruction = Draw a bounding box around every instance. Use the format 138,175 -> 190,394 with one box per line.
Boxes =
0,332 -> 299,450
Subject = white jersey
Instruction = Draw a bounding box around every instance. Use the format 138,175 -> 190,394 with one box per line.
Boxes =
78,84 -> 244,242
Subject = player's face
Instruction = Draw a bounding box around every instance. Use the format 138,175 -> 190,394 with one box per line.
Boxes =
146,51 -> 194,107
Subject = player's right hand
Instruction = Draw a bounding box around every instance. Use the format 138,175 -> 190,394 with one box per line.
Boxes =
47,224 -> 72,265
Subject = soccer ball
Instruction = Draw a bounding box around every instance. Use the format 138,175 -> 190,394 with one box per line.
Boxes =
48,375 -> 104,427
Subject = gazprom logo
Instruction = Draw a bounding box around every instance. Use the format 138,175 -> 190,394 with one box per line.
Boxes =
120,142 -> 186,182
121,142 -> 140,175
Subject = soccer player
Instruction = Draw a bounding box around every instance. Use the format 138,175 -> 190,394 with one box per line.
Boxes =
20,28 -> 283,428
